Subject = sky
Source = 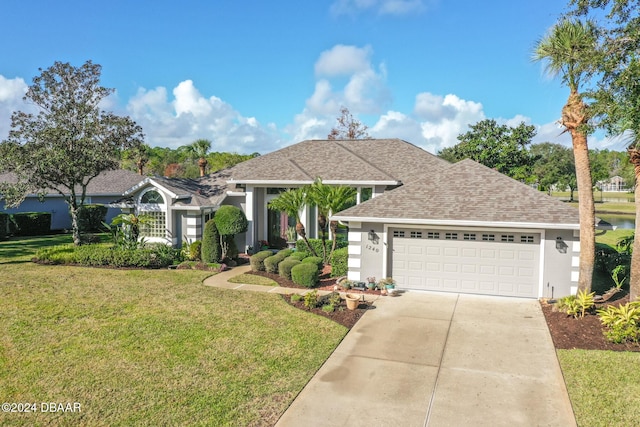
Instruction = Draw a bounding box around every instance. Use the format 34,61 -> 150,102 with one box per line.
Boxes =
0,0 -> 626,155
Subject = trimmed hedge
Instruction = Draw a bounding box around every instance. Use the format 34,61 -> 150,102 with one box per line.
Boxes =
35,244 -> 178,268
291,263 -> 319,288
278,258 -> 301,280
264,252 -> 287,273
0,213 -> 7,240
296,238 -> 348,259
77,204 -> 108,232
302,256 -> 323,270
330,247 -> 348,277
289,251 -> 309,261
250,250 -> 273,271
202,219 -> 221,263
12,212 -> 51,236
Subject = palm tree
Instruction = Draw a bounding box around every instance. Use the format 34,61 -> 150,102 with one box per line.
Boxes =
308,179 -> 357,262
267,188 -> 318,256
187,139 -> 212,177
534,19 -> 598,292
326,185 -> 357,259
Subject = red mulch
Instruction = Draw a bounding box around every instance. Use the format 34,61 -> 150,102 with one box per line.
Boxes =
540,292 -> 640,352
251,264 -> 640,349
247,265 -> 377,329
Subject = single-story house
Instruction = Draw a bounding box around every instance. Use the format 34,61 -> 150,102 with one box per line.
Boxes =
0,169 -> 145,230
118,138 -> 585,299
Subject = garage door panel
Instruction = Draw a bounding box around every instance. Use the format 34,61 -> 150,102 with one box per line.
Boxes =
443,247 -> 459,257
392,232 -> 539,298
499,250 -> 515,259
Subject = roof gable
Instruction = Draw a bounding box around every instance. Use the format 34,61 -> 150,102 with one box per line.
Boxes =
333,159 -> 580,227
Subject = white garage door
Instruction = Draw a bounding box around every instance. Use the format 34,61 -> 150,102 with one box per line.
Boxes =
391,229 -> 540,298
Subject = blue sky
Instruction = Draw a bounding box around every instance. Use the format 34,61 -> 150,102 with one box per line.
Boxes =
0,0 -> 621,154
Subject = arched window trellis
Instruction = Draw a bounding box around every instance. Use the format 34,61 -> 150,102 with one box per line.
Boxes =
138,189 -> 167,238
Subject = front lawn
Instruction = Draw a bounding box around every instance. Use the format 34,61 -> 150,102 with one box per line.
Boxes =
0,235 -> 347,426
558,350 -> 640,427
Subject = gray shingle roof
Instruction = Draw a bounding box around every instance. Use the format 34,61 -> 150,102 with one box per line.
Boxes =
0,169 -> 144,196
230,139 -> 449,184
151,167 -> 236,207
333,159 -> 580,227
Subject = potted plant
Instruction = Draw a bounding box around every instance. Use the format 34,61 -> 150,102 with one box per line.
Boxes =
378,277 -> 396,291
285,226 -> 297,249
366,276 -> 376,290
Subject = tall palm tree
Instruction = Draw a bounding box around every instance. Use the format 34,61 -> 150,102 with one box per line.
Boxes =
187,139 -> 212,177
267,188 -> 318,256
534,19 -> 598,292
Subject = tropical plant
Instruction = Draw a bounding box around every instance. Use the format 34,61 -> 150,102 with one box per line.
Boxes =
185,139 -> 212,177
267,188 -> 317,256
556,289 -> 596,318
611,264 -> 628,289
303,290 -> 319,309
597,301 -> 640,343
533,19 -> 599,292
108,212 -> 155,249
307,179 -> 356,262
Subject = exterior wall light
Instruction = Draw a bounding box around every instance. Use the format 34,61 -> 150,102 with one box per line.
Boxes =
555,237 -> 568,253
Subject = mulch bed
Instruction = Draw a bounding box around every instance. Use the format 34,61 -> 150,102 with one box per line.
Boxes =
540,292 -> 640,352
250,265 -> 640,349
247,266 -> 377,329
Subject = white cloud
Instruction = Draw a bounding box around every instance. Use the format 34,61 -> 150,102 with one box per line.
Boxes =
330,0 -> 426,16
0,75 -> 32,140
315,45 -> 373,77
127,81 -> 282,152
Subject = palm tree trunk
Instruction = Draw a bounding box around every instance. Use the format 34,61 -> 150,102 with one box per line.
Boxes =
628,147 -> 640,300
572,129 -> 595,293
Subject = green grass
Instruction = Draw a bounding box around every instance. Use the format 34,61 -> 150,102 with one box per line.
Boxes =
0,236 -> 347,426
596,228 -> 634,247
228,273 -> 278,286
558,350 -> 640,427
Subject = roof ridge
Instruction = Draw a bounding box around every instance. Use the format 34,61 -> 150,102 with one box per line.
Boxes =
334,141 -> 398,182
287,159 -> 313,180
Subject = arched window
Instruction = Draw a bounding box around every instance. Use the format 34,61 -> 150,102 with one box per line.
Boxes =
138,189 -> 166,238
141,190 -> 164,204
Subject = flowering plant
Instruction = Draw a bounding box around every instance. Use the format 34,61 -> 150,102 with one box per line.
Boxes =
258,240 -> 269,248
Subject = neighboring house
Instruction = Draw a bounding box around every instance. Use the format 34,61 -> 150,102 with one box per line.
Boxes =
0,169 -> 144,230
120,138 -> 587,299
597,175 -> 628,192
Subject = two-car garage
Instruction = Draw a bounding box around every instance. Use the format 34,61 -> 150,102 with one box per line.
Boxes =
390,228 -> 541,298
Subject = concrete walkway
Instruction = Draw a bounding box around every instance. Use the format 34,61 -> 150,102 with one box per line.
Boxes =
204,267 -> 576,427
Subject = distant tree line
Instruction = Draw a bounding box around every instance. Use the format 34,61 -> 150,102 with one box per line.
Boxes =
120,142 -> 260,179
437,119 -> 634,197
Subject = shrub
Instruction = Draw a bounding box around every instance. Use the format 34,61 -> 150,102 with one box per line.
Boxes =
302,256 -> 323,270
278,258 -> 301,280
556,290 -> 596,319
34,244 -> 77,264
250,250 -> 273,271
291,262 -> 319,288
597,301 -> 640,343
291,293 -> 302,302
303,289 -> 319,309
264,253 -> 286,273
0,213 -> 8,240
296,238 -> 331,258
201,219 -> 221,263
11,212 -> 51,236
289,251 -> 309,261
71,244 -> 177,268
189,240 -> 202,261
213,206 -> 248,260
330,247 -> 348,277
77,204 -> 108,232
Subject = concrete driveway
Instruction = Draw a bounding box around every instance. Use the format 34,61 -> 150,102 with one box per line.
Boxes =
275,291 -> 576,427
